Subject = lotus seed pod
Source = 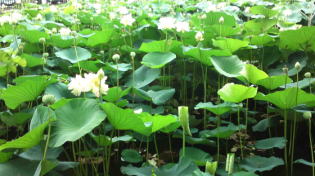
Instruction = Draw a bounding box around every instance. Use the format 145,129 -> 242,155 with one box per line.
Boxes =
304,72 -> 311,78
130,52 -> 136,58
303,111 -> 312,119
42,94 -> 56,105
219,16 -> 224,24
112,54 -> 120,61
295,61 -> 301,70
43,52 -> 49,58
178,106 -> 192,136
39,37 -> 46,44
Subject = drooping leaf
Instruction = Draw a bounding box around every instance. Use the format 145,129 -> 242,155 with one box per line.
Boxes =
179,147 -> 212,166
211,55 -> 245,77
49,99 -> 106,147
0,76 -> 56,109
256,75 -> 293,90
147,88 -> 175,105
0,120 -> 52,151
125,66 -> 160,88
141,52 -> 176,69
255,88 -> 315,109
218,83 -> 257,103
239,64 -> 268,84
240,156 -> 284,172
212,38 -> 249,53
254,137 -> 286,150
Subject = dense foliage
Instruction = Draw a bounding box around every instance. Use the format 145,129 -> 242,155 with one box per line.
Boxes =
0,0 -> 315,176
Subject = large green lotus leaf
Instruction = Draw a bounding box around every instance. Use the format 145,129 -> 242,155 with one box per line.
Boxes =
18,145 -> 63,161
147,88 -> 175,105
195,102 -> 240,115
55,47 -> 91,63
179,147 -> 212,166
101,103 -> 177,136
207,25 -> 240,37
211,55 -> 245,77
0,120 -> 51,151
212,38 -> 249,53
244,19 -> 277,35
101,103 -> 150,135
18,30 -> 49,43
0,112 -> 32,127
34,159 -> 58,176
103,87 -> 130,103
256,75 -> 293,90
121,149 -> 143,163
86,29 -> 113,47
49,99 -> 106,147
232,172 -> 258,176
125,66 -> 160,88
239,64 -> 268,84
218,83 -> 257,103
121,157 -> 199,176
0,158 -> 38,176
246,34 -> 274,46
252,118 -> 277,132
255,88 -> 315,109
250,5 -> 278,18
191,12 -> 236,27
200,124 -> 245,139
182,46 -> 231,66
280,78 -> 315,89
141,52 -> 176,69
254,137 -> 286,150
21,54 -> 44,68
30,105 -> 56,130
279,26 -> 315,52
92,135 -> 133,147
240,156 -> 284,172
44,83 -> 75,101
139,113 -> 177,133
139,40 -> 182,53
0,76 -> 56,109
48,35 -> 74,48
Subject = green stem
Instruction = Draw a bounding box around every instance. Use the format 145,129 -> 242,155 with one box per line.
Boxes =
182,131 -> 186,158
238,107 -> 244,159
309,119 -> 315,176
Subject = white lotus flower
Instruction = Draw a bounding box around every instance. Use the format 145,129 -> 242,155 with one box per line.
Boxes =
195,31 -> 204,42
59,27 -> 72,36
68,75 -> 91,96
175,21 -> 190,32
120,14 -> 135,26
117,6 -> 129,15
283,9 -> 292,16
10,12 -> 23,24
109,12 -> 117,20
158,17 -> 176,30
35,14 -> 43,21
134,108 -> 143,114
0,15 -> 10,25
84,69 -> 109,97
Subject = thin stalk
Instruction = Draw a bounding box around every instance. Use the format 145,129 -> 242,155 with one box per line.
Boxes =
182,131 -> 186,157
168,134 -> 174,162
153,134 -> 159,160
217,115 -> 221,161
309,118 -> 315,176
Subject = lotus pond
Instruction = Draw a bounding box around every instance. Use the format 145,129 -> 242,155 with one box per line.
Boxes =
0,0 -> 315,176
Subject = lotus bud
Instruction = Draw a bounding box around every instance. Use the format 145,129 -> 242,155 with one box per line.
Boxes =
304,72 -> 311,78
206,161 -> 218,175
303,111 -> 312,119
199,14 -> 206,19
51,28 -> 57,33
130,52 -> 136,58
225,153 -> 235,175
219,16 -> 224,24
112,54 -> 120,62
295,61 -> 301,71
70,30 -> 77,37
282,65 -> 288,74
195,31 -> 204,42
18,43 -> 25,50
42,94 -> 56,105
39,37 -> 46,44
178,106 -> 192,136
43,52 -> 49,58
99,50 -> 104,55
